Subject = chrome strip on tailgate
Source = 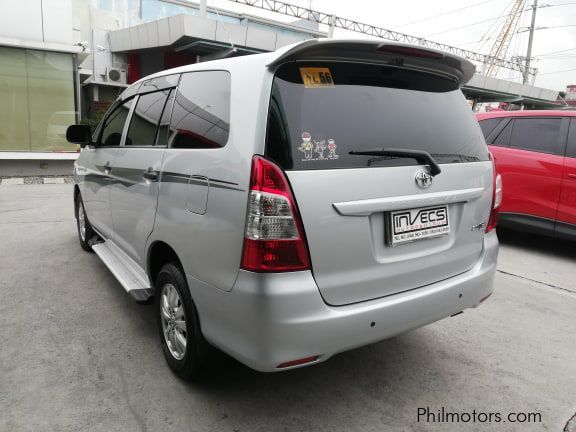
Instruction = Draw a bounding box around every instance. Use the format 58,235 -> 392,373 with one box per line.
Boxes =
332,187 -> 484,216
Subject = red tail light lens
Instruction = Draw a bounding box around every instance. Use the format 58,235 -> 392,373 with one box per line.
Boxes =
241,156 -> 311,272
486,154 -> 502,233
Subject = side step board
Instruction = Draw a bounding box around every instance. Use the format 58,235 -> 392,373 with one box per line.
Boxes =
92,240 -> 154,302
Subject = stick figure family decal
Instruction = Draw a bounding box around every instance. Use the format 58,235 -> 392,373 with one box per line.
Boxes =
297,132 -> 339,162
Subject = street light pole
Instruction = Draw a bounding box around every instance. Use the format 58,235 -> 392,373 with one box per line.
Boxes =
523,0 -> 538,84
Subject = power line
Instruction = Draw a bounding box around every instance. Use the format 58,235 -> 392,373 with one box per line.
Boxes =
394,0 -> 496,28
540,24 -> 576,29
425,12 -> 523,37
461,34 -> 504,47
223,0 -> 537,75
537,55 -> 576,59
538,66 -> 576,74
535,46 -> 576,56
474,0 -> 516,52
538,1 -> 576,7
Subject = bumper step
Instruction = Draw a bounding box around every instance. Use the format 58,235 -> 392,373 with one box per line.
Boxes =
92,241 -> 153,302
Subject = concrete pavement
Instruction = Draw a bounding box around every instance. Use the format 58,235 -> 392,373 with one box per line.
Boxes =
1,184 -> 575,432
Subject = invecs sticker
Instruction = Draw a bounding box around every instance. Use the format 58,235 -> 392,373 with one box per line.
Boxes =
299,67 -> 334,88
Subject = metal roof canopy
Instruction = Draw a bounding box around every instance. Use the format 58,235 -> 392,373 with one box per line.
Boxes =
108,13 -> 317,54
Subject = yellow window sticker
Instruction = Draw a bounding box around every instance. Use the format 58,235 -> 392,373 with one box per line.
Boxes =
300,67 -> 334,88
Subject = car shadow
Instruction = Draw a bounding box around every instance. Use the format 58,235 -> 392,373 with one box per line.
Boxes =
497,227 -> 576,260
174,327 -> 463,421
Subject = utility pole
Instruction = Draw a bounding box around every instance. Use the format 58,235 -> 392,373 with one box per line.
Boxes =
523,0 -> 538,84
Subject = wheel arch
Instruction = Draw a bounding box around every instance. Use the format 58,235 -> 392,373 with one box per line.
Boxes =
147,241 -> 184,288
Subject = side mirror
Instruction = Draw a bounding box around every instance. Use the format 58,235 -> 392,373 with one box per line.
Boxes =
66,125 -> 92,148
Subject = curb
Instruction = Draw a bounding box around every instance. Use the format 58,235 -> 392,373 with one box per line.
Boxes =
0,176 -> 74,186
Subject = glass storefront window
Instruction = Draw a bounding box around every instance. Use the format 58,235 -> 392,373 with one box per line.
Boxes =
0,47 -> 30,152
0,47 -> 77,152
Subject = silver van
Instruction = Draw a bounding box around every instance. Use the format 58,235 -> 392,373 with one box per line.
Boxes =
67,39 -> 500,379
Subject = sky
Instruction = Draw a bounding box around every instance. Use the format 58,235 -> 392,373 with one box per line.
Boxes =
207,0 -> 576,92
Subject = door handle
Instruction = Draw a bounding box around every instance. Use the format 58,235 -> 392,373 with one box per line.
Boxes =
142,168 -> 158,182
568,173 -> 576,180
104,161 -> 112,174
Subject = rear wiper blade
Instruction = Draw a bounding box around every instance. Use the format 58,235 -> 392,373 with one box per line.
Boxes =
348,148 -> 441,176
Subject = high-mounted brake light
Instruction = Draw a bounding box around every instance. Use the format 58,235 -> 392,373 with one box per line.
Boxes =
376,44 -> 444,60
240,156 -> 311,272
486,154 -> 502,233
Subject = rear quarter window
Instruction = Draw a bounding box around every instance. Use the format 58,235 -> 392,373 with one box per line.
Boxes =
266,62 -> 489,170
170,71 -> 231,149
478,118 -> 503,139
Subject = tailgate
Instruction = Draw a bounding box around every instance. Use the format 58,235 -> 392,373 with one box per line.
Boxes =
265,59 -> 492,306
287,164 -> 493,305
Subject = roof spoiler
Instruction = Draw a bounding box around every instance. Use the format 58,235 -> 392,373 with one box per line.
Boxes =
267,39 -> 476,86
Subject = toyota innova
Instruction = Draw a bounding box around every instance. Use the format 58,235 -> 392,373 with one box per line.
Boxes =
67,39 -> 500,379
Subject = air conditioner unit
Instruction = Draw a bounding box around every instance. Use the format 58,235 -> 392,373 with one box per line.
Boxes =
106,67 -> 126,84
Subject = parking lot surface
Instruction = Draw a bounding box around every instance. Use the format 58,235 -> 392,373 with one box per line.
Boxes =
1,183 -> 575,432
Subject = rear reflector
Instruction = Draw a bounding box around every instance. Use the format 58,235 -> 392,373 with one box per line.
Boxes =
277,355 -> 319,369
241,156 -> 311,272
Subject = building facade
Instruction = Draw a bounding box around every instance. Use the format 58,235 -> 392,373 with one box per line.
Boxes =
0,0 -> 80,162
0,0 -> 322,175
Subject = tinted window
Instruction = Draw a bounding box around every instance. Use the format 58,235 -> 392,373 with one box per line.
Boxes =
125,90 -> 170,146
99,100 -> 133,146
567,119 -> 576,158
170,71 -> 231,149
478,118 -> 502,139
492,120 -> 512,147
509,118 -> 563,155
266,62 -> 489,170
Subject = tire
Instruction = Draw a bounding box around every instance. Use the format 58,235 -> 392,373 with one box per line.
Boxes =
76,195 -> 95,252
156,262 -> 208,380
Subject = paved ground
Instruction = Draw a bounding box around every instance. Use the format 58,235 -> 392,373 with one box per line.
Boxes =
1,183 -> 575,432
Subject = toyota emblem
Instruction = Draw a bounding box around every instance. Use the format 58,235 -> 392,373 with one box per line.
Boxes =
415,170 -> 433,189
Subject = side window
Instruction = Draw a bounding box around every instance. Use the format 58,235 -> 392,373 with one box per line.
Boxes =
99,100 -> 133,147
567,119 -> 576,158
492,120 -> 512,147
125,90 -> 171,147
478,118 -> 502,140
509,117 -> 563,155
170,71 -> 231,149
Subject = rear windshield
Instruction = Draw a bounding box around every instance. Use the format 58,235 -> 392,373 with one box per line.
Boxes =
265,62 -> 489,170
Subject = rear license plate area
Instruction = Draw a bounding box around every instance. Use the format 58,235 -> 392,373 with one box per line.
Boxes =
388,205 -> 450,245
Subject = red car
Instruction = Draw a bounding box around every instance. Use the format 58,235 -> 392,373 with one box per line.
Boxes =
476,110 -> 576,240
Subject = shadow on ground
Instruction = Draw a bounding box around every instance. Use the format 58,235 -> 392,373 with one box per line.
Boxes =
497,227 -> 576,260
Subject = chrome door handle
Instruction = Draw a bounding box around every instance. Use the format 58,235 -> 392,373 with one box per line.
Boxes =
104,161 -> 112,174
142,169 -> 158,182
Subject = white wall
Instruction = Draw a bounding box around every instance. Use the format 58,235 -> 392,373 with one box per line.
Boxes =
0,0 -> 73,45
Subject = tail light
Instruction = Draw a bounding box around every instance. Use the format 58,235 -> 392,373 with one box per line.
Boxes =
240,156 -> 311,272
486,154 -> 502,233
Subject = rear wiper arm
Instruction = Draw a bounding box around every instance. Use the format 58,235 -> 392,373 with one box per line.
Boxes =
348,148 -> 441,176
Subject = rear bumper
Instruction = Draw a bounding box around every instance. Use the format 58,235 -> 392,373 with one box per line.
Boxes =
189,231 -> 498,372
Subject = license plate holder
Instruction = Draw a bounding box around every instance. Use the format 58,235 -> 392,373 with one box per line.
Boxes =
388,205 -> 450,245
